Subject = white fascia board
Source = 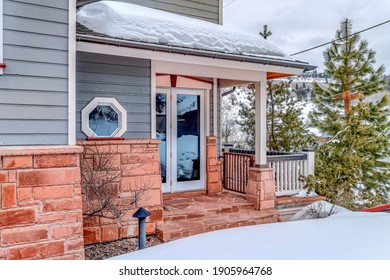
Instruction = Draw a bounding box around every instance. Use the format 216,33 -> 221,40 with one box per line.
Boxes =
68,0 -> 77,145
154,60 -> 267,82
76,42 -> 304,79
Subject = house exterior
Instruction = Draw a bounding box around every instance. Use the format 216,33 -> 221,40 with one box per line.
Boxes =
0,0 -> 314,260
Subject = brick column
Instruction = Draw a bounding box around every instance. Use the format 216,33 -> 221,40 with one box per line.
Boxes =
246,167 -> 276,210
0,146 -> 84,260
206,136 -> 223,194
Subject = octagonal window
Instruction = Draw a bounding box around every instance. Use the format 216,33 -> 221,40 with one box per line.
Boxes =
82,97 -> 127,138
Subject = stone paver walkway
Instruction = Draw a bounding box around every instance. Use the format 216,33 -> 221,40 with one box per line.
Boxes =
156,192 -> 278,242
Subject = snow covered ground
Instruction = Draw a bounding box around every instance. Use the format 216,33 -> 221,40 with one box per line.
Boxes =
111,211 -> 390,260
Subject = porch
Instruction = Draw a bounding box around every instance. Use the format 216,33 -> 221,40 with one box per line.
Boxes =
156,148 -> 321,242
156,190 -> 324,242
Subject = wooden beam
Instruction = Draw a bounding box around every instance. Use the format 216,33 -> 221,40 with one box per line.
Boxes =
267,72 -> 295,80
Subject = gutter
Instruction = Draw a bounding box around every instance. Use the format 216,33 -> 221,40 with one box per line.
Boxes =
76,34 -> 317,71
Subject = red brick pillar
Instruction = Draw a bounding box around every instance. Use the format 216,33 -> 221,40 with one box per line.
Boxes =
0,146 -> 84,260
246,167 -> 276,210
206,136 -> 223,194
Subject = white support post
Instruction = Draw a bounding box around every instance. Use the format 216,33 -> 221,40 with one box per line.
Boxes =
67,0 -> 76,145
303,149 -> 315,176
255,81 -> 267,166
151,60 -> 157,139
205,89 -> 210,137
213,78 -> 218,137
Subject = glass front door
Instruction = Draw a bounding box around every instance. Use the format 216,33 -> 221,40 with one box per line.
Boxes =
156,88 -> 205,193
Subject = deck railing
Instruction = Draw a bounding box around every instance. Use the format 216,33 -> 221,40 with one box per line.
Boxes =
222,147 -> 315,196
223,152 -> 254,193
267,153 -> 308,196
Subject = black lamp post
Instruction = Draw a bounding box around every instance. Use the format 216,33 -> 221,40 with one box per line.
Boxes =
132,207 -> 151,250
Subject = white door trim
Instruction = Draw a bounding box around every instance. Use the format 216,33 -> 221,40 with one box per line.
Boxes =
156,88 -> 206,193
156,88 -> 171,193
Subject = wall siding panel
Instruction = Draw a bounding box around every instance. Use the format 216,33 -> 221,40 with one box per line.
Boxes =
0,0 -> 69,146
76,52 -> 152,140
106,0 -> 220,23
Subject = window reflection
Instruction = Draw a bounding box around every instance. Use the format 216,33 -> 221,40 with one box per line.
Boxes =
89,105 -> 119,136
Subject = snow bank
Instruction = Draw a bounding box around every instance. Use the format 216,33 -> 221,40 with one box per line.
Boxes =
77,1 -> 293,60
110,212 -> 390,260
293,189 -> 318,198
288,201 -> 351,221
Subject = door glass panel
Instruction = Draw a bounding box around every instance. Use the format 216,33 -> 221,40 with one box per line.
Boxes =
176,94 -> 200,182
156,93 -> 167,183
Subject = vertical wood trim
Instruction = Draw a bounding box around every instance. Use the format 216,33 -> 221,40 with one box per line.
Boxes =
205,89 -> 210,136
219,0 -> 223,25
68,0 -> 76,145
213,78 -> 218,137
1,0 -> 4,74
151,60 -> 157,139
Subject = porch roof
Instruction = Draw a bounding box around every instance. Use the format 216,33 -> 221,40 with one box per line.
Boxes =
76,1 -> 316,75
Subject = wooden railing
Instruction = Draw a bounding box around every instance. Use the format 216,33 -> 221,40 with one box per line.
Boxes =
223,152 -> 254,193
222,148 -> 314,196
267,153 -> 308,196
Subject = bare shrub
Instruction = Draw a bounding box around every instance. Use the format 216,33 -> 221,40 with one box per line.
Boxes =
304,202 -> 339,219
80,142 -> 152,220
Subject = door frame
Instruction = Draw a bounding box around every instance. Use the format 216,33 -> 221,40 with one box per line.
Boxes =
156,87 -> 206,193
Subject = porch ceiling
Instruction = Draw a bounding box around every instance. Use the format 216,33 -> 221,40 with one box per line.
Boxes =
76,2 -> 316,73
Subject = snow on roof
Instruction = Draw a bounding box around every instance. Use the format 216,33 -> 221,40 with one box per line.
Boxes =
77,1 -> 296,62
110,212 -> 390,260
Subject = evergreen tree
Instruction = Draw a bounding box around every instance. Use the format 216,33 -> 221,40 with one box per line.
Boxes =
267,81 -> 314,152
306,18 -> 390,209
237,84 -> 256,148
237,81 -> 313,152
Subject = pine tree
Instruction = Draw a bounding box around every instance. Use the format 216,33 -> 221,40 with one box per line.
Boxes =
306,18 -> 390,209
237,81 -> 313,152
267,81 -> 314,152
237,84 -> 256,148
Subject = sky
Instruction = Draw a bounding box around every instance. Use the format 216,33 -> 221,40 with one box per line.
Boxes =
223,0 -> 390,74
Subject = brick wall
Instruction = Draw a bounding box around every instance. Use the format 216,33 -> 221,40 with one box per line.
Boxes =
80,139 -> 163,245
0,146 -> 84,260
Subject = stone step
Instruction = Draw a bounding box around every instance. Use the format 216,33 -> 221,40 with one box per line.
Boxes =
163,201 -> 255,222
156,209 -> 278,242
162,193 -> 256,222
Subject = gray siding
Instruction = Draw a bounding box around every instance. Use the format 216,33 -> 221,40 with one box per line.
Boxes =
0,0 -> 69,146
104,0 -> 220,24
76,52 -> 151,139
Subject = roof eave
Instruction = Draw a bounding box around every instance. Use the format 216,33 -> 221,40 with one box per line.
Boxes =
76,34 -> 317,72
